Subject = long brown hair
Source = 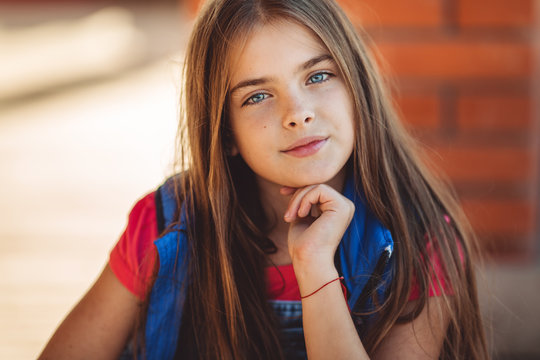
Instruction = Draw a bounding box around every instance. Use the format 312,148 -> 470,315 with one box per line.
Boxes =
143,0 -> 489,358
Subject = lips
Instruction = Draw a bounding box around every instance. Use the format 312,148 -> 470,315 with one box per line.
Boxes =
282,136 -> 328,157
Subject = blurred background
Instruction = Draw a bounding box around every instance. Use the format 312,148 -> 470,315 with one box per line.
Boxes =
0,0 -> 538,358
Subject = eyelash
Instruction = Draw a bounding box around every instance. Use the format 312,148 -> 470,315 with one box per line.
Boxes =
306,71 -> 333,84
243,93 -> 269,106
241,71 -> 334,107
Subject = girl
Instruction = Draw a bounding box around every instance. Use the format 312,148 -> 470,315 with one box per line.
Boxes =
39,0 -> 488,359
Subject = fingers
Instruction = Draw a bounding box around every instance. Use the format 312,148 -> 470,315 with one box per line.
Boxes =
283,184 -> 346,223
298,194 -> 314,218
283,185 -> 316,222
311,205 -> 322,218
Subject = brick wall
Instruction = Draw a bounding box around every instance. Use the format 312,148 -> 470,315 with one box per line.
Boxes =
338,0 -> 539,262
185,0 -> 539,262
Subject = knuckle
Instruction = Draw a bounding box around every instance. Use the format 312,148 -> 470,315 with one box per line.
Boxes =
313,184 -> 324,192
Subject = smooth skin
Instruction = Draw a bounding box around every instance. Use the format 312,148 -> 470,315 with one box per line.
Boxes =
229,19 -> 449,359
228,21 -> 355,189
38,265 -> 139,360
282,185 -> 447,359
39,18 -> 448,360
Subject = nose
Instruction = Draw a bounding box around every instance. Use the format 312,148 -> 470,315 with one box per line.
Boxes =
282,91 -> 314,129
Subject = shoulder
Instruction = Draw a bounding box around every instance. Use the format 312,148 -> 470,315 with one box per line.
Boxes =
109,191 -> 159,299
128,192 -> 158,228
122,192 -> 159,245
155,175 -> 181,232
408,225 -> 466,301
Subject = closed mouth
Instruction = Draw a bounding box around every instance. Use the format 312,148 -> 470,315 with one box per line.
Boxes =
281,136 -> 328,157
282,136 -> 328,152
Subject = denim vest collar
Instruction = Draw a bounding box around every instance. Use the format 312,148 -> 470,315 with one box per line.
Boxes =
142,175 -> 394,360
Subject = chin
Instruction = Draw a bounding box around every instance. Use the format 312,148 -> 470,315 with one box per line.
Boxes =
285,169 -> 342,189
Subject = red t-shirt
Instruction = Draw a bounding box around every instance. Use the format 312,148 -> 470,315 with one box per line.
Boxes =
109,193 -> 453,301
109,192 -> 302,301
109,192 -> 158,298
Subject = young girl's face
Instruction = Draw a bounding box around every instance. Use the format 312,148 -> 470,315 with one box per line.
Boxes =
228,19 -> 355,189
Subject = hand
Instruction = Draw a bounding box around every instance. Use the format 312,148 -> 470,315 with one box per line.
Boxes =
281,184 -> 355,271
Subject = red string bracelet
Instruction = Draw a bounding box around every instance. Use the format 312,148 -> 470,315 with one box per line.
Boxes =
300,276 -> 345,299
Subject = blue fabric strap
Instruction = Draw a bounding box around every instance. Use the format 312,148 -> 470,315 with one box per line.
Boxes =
338,175 -> 394,311
142,174 -> 395,359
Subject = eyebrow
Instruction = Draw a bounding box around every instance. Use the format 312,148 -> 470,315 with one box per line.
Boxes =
299,53 -> 334,72
229,53 -> 334,96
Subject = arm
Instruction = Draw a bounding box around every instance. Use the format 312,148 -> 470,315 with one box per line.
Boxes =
38,263 -> 140,360
297,263 -> 369,359
297,262 -> 448,360
283,185 -> 448,359
284,184 -> 368,359
372,298 -> 449,360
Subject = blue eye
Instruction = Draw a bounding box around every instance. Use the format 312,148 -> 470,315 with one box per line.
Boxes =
307,72 -> 330,84
243,92 -> 269,106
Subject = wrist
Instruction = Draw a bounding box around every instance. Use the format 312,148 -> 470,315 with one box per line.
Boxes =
292,260 -> 339,296
292,253 -> 336,275
290,245 -> 336,271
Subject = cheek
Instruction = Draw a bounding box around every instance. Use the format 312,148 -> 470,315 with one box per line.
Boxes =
321,87 -> 356,130
231,120 -> 267,157
336,87 -> 356,130
232,108 -> 275,140
333,91 -> 356,153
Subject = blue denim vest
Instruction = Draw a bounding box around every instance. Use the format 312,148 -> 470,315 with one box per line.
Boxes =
138,175 -> 394,359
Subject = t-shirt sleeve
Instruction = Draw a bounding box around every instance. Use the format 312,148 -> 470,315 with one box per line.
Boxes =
109,192 -> 159,300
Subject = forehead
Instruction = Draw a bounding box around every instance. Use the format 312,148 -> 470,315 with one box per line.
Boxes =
228,19 -> 328,83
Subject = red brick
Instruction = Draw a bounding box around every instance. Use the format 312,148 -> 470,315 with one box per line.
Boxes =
395,94 -> 440,130
375,41 -> 532,79
337,0 -> 444,27
187,0 -> 204,17
457,0 -> 535,27
457,95 -> 531,133
487,249 -> 535,263
481,231 -> 535,262
424,145 -> 533,183
461,198 -> 535,237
